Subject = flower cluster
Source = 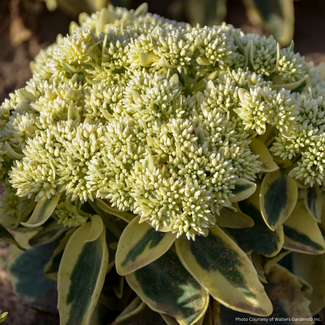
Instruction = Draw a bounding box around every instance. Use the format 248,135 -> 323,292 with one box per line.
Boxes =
1,3 -> 324,239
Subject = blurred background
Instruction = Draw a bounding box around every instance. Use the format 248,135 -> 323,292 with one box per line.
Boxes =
0,0 -> 325,324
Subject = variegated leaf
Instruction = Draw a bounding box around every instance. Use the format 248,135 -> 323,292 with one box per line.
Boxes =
7,241 -> 59,314
21,195 -> 61,228
176,225 -> 272,316
29,220 -> 66,247
44,229 -> 75,281
85,214 -> 103,243
218,264 -> 312,324
217,204 -> 254,229
292,252 -> 325,315
0,224 -> 26,250
116,216 -> 176,276
113,297 -> 166,325
57,223 -> 108,325
303,184 -> 322,222
229,178 -> 257,203
125,249 -> 209,325
263,249 -> 291,274
226,189 -> 284,257
260,170 -> 298,230
250,138 -> 279,172
283,201 -> 325,254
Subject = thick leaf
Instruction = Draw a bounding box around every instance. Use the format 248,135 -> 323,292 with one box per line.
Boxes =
250,138 -> 279,172
7,241 -> 59,314
57,222 -> 108,325
229,178 -> 257,203
250,251 -> 267,283
218,265 -> 312,324
0,224 -> 26,250
29,220 -> 66,247
263,249 -> 291,274
116,216 -> 176,276
283,201 -> 325,254
260,170 -> 298,230
113,298 -> 166,325
125,249 -> 209,325
85,214 -> 103,243
217,205 -> 254,229
44,229 -> 75,281
303,184 -> 322,222
292,252 -> 325,315
226,189 -> 284,257
176,225 -> 272,316
243,0 -> 294,45
21,195 -> 61,228
95,198 -> 134,223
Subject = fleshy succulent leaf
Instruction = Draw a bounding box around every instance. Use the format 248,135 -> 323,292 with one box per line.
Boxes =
217,205 -> 254,229
250,138 -> 279,172
292,252 -> 325,315
0,224 -> 26,250
260,170 -> 298,230
226,189 -> 284,257
303,184 -> 323,222
283,201 -> 325,254
176,224 -> 272,316
125,249 -> 209,325
229,178 -> 257,203
116,216 -> 176,276
57,222 -> 108,325
84,214 -> 103,243
21,194 -> 61,228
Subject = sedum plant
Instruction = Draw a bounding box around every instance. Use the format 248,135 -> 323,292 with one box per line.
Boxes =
1,2 -> 325,324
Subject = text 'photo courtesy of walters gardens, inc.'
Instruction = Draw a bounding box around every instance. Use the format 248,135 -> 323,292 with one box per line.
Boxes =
235,316 -> 322,323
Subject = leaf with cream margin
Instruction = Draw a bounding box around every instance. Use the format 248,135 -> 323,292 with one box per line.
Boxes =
125,248 -> 209,325
303,184 -> 322,222
283,201 -> 325,254
176,224 -> 272,317
263,249 -> 291,274
217,204 -> 254,229
260,170 -> 298,231
29,220 -> 66,247
250,138 -> 279,172
112,297 -> 167,325
292,252 -> 325,315
21,194 -> 61,228
116,216 -> 176,276
218,264 -> 313,324
57,223 -> 108,325
0,224 -> 26,250
229,178 -> 257,203
226,188 -> 284,257
84,214 -> 103,243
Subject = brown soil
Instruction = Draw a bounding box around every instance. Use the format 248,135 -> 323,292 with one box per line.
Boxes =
0,0 -> 325,324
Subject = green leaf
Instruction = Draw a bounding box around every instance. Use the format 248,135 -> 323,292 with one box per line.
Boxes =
176,225 -> 272,317
250,138 -> 279,172
243,0 -> 294,45
283,201 -> 325,254
85,214 -> 103,243
21,194 -> 61,228
260,170 -> 298,230
7,241 -> 59,314
57,222 -> 108,325
116,216 -> 176,276
303,184 -> 322,222
226,189 -> 284,257
217,204 -> 254,229
0,224 -> 26,250
112,299 -> 167,325
29,220 -> 66,247
125,249 -> 209,325
263,249 -> 291,274
44,229 -> 75,281
219,264 -> 312,324
229,178 -> 257,203
292,252 -> 325,315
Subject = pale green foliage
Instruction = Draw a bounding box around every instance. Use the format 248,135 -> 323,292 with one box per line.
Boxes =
1,4 -> 324,238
